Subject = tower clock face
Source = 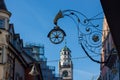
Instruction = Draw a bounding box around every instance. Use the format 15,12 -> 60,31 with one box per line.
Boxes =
62,70 -> 68,77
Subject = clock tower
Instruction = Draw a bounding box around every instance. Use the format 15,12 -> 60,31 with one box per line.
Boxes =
59,46 -> 73,80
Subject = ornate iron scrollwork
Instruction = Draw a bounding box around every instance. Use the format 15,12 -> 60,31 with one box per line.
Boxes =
47,9 -> 112,63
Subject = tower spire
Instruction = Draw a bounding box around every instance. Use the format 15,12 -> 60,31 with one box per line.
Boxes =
0,0 -> 11,16
0,0 -> 8,11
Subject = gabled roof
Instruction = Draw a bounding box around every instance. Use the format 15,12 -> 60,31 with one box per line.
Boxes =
8,24 -> 15,35
8,42 -> 28,68
22,48 -> 36,63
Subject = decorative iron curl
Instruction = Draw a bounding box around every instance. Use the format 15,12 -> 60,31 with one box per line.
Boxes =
47,9 -> 112,64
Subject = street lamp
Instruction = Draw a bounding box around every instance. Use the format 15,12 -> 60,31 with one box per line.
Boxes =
47,9 -> 113,64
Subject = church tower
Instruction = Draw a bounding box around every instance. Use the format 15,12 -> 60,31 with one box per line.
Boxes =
59,46 -> 73,80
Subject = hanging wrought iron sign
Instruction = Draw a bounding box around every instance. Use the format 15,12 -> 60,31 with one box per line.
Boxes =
47,9 -> 113,64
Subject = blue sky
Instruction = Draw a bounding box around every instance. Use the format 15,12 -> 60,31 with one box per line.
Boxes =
5,0 -> 103,80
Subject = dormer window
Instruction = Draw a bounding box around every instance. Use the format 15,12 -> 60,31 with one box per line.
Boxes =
0,19 -> 5,28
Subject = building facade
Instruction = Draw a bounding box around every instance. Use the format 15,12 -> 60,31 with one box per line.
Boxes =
99,18 -> 120,80
0,0 -> 26,79
24,43 -> 60,80
59,46 -> 73,80
0,0 -> 43,80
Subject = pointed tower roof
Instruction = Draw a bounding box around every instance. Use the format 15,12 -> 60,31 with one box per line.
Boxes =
0,0 -> 7,11
61,45 -> 71,52
0,0 -> 11,16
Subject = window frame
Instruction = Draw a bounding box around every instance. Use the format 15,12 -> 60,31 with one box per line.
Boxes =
0,18 -> 5,28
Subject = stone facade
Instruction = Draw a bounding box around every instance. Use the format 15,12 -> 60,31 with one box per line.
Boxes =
99,18 -> 120,80
0,0 -> 43,80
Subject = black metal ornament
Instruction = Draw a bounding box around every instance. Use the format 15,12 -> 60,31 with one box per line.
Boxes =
47,9 -> 113,64
47,26 -> 66,44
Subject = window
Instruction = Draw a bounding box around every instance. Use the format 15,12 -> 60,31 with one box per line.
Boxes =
0,19 -> 5,28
